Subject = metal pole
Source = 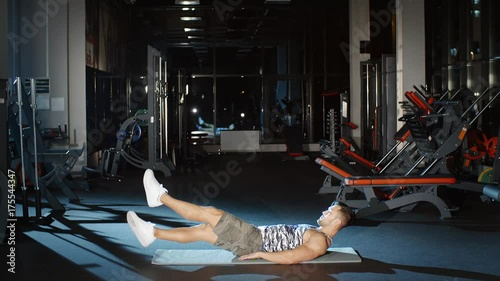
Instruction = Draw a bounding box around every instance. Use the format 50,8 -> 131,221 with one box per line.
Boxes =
158,57 -> 163,160
16,78 -> 28,218
322,95 -> 325,139
404,155 -> 427,176
213,45 -> 217,142
30,79 -> 41,218
177,70 -> 183,149
419,158 -> 439,176
375,140 -> 402,167
163,60 -> 169,159
323,14 -> 327,139
461,87 -> 489,118
469,89 -> 500,125
378,142 -> 413,174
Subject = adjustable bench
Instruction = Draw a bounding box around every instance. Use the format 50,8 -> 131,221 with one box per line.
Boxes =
339,174 -> 457,219
316,158 -> 353,181
315,157 -> 356,195
316,157 -> 458,219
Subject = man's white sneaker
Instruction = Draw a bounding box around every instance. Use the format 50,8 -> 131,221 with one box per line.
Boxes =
127,211 -> 156,247
143,169 -> 168,207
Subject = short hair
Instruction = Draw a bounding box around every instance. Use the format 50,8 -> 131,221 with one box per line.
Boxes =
330,201 -> 356,226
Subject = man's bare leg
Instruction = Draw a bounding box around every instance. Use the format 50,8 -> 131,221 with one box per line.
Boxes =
143,168 -> 223,228
127,211 -> 219,247
154,224 -> 218,244
131,169 -> 223,247
159,193 -> 223,228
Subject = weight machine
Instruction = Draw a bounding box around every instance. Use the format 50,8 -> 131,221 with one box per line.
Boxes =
86,45 -> 175,179
7,78 -> 83,221
318,86 -> 470,194
321,90 -> 357,154
316,86 -> 500,219
360,56 -> 397,159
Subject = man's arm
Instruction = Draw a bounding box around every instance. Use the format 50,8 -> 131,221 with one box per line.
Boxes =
238,233 -> 328,264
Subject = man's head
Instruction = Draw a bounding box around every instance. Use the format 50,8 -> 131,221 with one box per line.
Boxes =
317,201 -> 355,229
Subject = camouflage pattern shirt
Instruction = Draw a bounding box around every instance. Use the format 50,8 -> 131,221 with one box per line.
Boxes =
258,224 -> 317,252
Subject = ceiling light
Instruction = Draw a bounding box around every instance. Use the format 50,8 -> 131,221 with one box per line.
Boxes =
176,0 -> 200,5
180,16 -> 201,21
188,36 -> 204,39
184,28 -> 203,32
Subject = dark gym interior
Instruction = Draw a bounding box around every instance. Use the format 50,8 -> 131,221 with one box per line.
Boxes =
1,0 -> 500,280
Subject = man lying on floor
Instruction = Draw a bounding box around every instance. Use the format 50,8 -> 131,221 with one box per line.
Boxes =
127,169 -> 355,265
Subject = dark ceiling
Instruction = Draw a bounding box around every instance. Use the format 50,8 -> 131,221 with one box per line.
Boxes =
120,0 -> 349,75
126,0 -> 317,47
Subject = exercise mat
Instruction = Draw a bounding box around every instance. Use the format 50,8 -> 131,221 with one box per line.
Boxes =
152,247 -> 361,265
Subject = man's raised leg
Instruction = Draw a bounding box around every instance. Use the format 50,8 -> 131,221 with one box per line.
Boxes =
127,211 -> 218,247
159,194 -> 223,228
143,169 -> 223,228
154,224 -> 218,244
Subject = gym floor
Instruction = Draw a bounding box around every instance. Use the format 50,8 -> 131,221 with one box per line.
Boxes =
3,152 -> 500,281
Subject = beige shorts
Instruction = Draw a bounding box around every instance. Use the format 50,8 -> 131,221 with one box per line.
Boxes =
212,212 -> 262,256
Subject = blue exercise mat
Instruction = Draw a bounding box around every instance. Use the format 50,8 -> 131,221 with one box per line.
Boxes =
152,247 -> 361,265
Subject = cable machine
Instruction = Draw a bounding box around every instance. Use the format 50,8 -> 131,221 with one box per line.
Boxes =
92,45 -> 175,178
360,55 -> 397,159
